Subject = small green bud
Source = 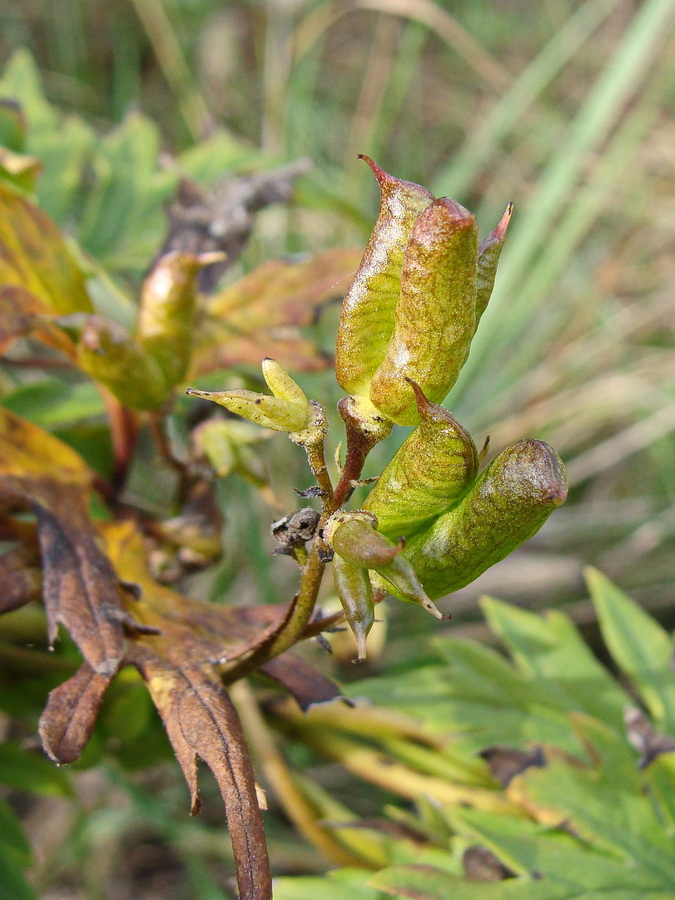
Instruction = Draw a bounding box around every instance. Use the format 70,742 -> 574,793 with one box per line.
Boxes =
400,439 -> 568,599
370,198 -> 479,425
186,359 -> 313,434
331,553 -> 375,662
325,511 -> 444,619
327,510 -> 399,568
261,357 -> 308,405
364,380 -> 478,541
335,156 -> 433,399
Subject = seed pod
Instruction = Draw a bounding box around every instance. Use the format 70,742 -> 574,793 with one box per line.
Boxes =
186,359 -> 313,434
399,439 -> 568,599
364,380 -> 478,541
331,554 -> 375,662
325,511 -> 444,619
369,198 -> 479,425
137,251 -> 219,388
335,156 -> 433,398
475,203 -> 513,327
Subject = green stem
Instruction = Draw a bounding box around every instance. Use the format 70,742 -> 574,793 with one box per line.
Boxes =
223,399 -> 387,678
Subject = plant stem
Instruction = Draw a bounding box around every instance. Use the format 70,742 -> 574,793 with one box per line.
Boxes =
225,400 -> 385,677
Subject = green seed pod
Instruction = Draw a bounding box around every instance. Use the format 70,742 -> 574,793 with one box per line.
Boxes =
369,198 -> 479,425
335,156 -> 433,399
186,359 -> 313,434
331,554 -> 375,662
325,511 -> 444,619
137,251 -> 219,388
475,203 -> 513,327
400,439 -> 568,599
364,380 -> 478,541
76,316 -> 170,410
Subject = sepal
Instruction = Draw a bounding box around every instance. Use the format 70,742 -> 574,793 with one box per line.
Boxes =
325,511 -> 444,619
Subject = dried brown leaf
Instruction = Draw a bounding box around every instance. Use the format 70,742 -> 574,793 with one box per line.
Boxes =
0,541 -> 41,613
0,409 -> 127,675
128,643 -> 272,900
39,662 -> 114,763
105,520 -> 345,704
260,653 -> 344,711
32,486 -> 127,675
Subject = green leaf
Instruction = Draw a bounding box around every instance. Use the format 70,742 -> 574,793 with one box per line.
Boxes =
644,752 -> 675,830
275,868 -> 389,900
0,843 -> 39,900
0,52 -> 176,272
480,597 -> 628,730
512,715 -> 675,871
34,115 -> 95,225
177,129 -> 263,182
77,112 -> 177,269
353,638 -> 593,757
586,567 -> 675,734
0,100 -> 26,152
0,50 -> 95,222
99,679 -> 153,743
0,742 -> 73,797
1,380 -> 105,427
0,797 -> 32,867
0,50 -> 58,137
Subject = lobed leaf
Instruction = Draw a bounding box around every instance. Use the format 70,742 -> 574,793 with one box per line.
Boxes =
586,567 -> 675,734
39,663 -> 115,764
480,597 -> 628,731
128,644 -> 273,900
0,409 -> 127,674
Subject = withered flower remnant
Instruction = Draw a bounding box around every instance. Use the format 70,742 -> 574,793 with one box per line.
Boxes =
324,510 -> 445,659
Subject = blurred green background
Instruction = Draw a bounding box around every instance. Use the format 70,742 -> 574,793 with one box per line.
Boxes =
2,0 -> 675,896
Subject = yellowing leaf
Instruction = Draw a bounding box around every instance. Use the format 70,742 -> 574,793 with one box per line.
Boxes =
192,248 -> 362,374
0,182 -> 92,314
0,405 -> 92,487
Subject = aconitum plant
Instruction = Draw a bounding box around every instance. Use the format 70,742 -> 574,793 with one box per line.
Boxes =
189,156 -> 568,664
